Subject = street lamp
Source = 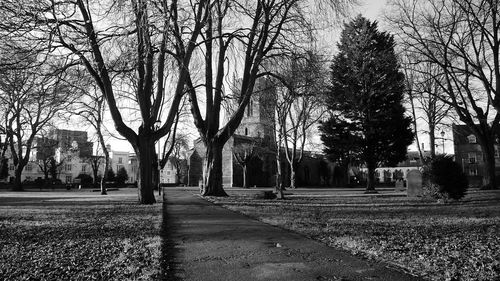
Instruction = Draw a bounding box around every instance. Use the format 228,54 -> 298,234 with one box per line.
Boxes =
441,130 -> 445,154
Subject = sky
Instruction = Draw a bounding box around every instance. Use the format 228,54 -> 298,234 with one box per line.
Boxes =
357,0 -> 388,21
101,0 -> 453,156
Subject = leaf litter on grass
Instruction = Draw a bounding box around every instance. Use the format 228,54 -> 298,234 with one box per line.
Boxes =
211,190 -> 500,281
0,199 -> 162,281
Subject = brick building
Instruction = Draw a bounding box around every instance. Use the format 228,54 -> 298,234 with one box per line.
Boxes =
452,124 -> 500,186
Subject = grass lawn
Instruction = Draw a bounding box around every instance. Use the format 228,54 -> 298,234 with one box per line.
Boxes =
208,188 -> 500,281
0,188 -> 164,281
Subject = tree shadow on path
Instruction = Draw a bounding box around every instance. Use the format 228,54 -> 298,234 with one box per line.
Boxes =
160,193 -> 183,281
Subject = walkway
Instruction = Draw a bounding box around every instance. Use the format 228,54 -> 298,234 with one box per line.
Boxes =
163,187 -> 423,281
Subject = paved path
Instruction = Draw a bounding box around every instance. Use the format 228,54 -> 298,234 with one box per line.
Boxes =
163,187 -> 423,281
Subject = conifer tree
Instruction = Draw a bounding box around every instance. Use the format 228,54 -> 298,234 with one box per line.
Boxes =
320,15 -> 414,192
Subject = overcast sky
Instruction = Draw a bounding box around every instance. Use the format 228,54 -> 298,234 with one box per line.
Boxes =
358,0 -> 388,20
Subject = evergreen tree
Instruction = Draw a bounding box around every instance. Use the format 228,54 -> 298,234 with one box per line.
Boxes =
105,168 -> 116,182
116,167 -> 129,185
320,15 -> 414,192
0,158 -> 8,180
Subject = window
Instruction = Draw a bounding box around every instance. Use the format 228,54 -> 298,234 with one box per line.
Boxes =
25,176 -> 32,181
245,128 -> 248,136
496,148 -> 499,158
118,157 -> 123,164
468,152 -> 477,164
247,99 -> 253,117
167,170 -> 171,175
65,164 -> 72,171
25,164 -> 32,172
66,175 -> 72,183
469,167 -> 478,176
167,162 -> 172,170
467,134 -> 477,144
9,164 -> 14,171
66,155 -> 72,162
81,165 -> 86,172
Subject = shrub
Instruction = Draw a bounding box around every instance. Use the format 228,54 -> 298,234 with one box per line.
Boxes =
425,155 -> 468,200
105,168 -> 115,181
75,173 -> 93,186
116,167 -> 129,185
34,178 -> 46,187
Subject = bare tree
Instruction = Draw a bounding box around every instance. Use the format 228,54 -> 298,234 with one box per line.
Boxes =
268,50 -> 327,189
233,138 -> 263,189
387,0 -> 500,188
0,57 -> 77,191
0,0 -> 210,203
73,72 -> 111,195
186,0 -> 351,196
167,133 -> 190,185
33,136 -> 59,185
0,125 -> 10,181
402,58 -> 454,159
88,154 -> 104,186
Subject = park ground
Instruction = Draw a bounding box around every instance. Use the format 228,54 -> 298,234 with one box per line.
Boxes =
0,186 -> 499,280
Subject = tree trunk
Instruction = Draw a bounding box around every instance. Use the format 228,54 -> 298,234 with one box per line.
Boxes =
202,142 -> 228,197
480,140 -> 497,189
365,161 -> 377,193
136,138 -> 157,204
12,167 -> 23,191
43,168 -> 50,190
242,165 -> 248,188
153,157 -> 160,195
93,167 -> 99,187
289,165 -> 296,189
429,125 -> 436,158
98,126 -> 109,195
274,153 -> 285,199
345,163 -> 351,185
100,158 -> 109,195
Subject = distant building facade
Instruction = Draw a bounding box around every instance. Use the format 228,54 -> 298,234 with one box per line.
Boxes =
187,78 -> 334,188
360,151 -> 431,184
2,130 -> 139,185
452,124 -> 500,186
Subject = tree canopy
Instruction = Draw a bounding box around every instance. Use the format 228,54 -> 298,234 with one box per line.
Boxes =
320,15 -> 414,191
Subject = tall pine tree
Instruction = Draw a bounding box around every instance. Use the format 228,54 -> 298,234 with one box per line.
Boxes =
320,15 -> 414,192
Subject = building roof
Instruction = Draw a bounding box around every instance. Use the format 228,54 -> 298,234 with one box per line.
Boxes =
453,124 -> 500,145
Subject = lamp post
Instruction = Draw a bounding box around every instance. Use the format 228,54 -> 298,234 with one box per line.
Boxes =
441,130 -> 445,154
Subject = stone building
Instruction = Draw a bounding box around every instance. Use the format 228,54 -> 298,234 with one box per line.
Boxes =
187,78 -> 332,188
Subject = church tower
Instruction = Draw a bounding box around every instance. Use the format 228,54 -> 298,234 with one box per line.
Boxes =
235,78 -> 276,142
